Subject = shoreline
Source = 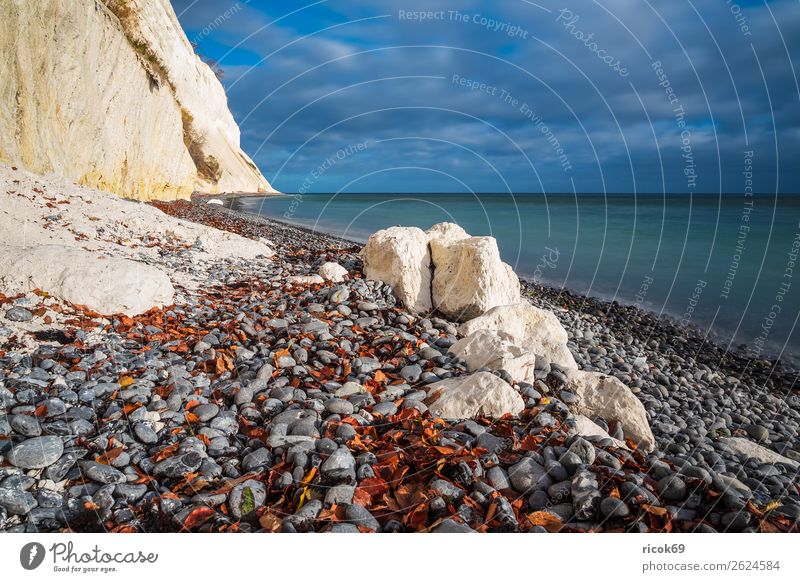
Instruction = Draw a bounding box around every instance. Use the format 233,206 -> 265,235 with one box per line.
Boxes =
2,179 -> 798,533
223,198 -> 798,373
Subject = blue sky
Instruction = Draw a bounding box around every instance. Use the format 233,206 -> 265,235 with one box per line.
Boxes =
172,0 -> 800,194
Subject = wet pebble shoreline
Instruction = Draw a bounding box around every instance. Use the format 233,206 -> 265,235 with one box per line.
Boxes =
0,200 -> 797,533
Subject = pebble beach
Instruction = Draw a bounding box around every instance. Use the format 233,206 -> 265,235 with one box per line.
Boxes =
1,185 -> 799,533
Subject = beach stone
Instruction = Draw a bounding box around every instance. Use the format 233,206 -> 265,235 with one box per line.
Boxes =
321,447 -> 356,482
324,398 -> 354,415
399,364 -> 423,383
10,415 -> 41,437
360,226 -> 432,312
459,301 -> 577,369
242,448 -> 273,471
745,425 -> 770,443
318,262 -> 348,282
133,423 -> 158,444
508,457 -> 551,494
448,329 -> 537,383
0,488 -> 37,515
5,306 -> 33,322
228,479 -> 266,519
6,436 -> 63,469
324,484 -> 355,506
563,370 -> 655,452
600,497 -> 630,519
426,372 -> 524,419
345,503 -> 381,532
431,518 -> 474,533
80,461 -> 127,484
658,476 -> 687,501
430,234 -> 520,321
153,452 -> 203,478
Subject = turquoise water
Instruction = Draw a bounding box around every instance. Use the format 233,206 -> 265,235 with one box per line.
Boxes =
236,193 -> 800,364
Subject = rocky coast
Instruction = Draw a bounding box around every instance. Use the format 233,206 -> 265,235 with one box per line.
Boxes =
1,169 -> 798,533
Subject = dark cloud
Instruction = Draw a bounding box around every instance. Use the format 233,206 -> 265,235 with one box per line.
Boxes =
172,0 -> 800,193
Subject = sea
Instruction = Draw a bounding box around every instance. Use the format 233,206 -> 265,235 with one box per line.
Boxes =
234,192 -> 800,366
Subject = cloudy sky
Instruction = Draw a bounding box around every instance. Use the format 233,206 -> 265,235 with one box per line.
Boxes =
172,0 -> 799,194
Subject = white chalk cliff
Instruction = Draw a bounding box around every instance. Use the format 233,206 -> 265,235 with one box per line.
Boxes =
0,0 -> 276,200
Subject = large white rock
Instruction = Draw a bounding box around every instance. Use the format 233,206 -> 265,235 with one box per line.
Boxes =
571,414 -> 628,448
430,236 -> 520,321
426,371 -> 524,419
426,222 -> 469,245
721,437 -> 799,469
360,226 -> 432,312
317,262 -> 348,282
448,329 -> 537,383
563,370 -> 655,452
0,245 -> 174,315
459,301 -> 577,369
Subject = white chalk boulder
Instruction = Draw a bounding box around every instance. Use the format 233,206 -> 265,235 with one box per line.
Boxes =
0,245 -> 174,315
571,414 -> 628,448
563,370 -> 655,452
721,437 -> 799,469
459,301 -> 577,369
426,222 -> 469,245
426,371 -> 524,419
318,262 -> 348,282
430,236 -> 520,322
360,226 -> 432,312
448,329 -> 537,383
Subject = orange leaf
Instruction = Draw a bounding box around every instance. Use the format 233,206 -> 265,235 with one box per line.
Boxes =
373,370 -> 387,384
119,376 -> 135,387
641,504 -> 668,517
527,511 -> 564,532
96,447 -> 124,465
258,511 -> 283,532
183,506 -> 216,530
151,442 -> 180,462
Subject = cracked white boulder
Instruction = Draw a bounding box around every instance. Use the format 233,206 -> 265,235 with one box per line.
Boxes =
448,329 -> 537,383
430,235 -> 520,322
563,369 -> 655,452
459,301 -> 577,369
0,245 -> 174,316
360,226 -> 432,312
425,371 -> 525,419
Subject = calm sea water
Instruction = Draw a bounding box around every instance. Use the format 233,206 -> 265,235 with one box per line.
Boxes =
236,193 -> 800,364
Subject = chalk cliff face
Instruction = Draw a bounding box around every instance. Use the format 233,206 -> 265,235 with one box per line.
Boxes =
0,0 -> 276,200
